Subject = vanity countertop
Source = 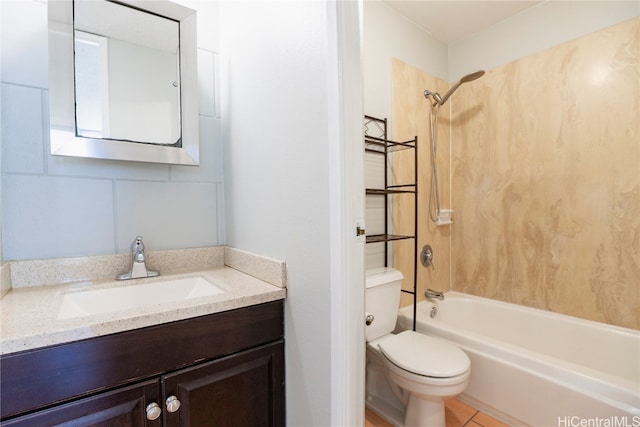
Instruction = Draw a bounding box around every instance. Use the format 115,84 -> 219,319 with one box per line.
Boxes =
0,267 -> 286,355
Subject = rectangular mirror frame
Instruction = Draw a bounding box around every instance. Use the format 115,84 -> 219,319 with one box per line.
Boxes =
48,0 -> 199,165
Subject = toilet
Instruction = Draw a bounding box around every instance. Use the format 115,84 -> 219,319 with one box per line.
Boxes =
365,267 -> 470,427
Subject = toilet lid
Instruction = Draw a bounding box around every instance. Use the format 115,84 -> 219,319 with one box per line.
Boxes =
379,330 -> 470,378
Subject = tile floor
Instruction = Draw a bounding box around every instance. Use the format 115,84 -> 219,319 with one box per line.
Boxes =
365,398 -> 511,427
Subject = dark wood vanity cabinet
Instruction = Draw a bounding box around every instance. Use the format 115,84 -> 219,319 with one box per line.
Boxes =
1,380 -> 162,427
0,300 -> 285,427
163,341 -> 284,426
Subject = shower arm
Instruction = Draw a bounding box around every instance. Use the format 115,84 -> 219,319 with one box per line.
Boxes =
423,90 -> 441,108
438,81 -> 463,106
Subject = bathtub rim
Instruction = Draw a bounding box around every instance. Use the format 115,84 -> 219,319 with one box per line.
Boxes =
417,291 -> 640,336
397,292 -> 640,414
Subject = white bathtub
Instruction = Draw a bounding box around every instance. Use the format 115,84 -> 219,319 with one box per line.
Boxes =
397,292 -> 640,427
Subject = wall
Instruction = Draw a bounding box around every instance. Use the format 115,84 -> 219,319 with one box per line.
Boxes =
0,2 -> 5,295
448,1 -> 640,81
0,0 -> 223,261
451,17 -> 639,329
381,3 -> 639,329
363,1 -> 447,120
220,1 -> 364,425
363,1 -> 448,270
388,15 -> 639,329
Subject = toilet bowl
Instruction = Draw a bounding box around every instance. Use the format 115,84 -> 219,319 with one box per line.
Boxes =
378,330 -> 470,426
365,268 -> 470,427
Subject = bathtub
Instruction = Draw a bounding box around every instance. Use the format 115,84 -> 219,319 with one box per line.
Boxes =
397,292 -> 640,427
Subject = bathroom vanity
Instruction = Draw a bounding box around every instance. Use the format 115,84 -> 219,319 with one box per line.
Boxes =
0,247 -> 287,426
0,301 -> 284,426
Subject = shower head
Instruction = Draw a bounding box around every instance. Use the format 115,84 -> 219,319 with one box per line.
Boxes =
460,70 -> 486,83
424,70 -> 485,106
438,70 -> 485,105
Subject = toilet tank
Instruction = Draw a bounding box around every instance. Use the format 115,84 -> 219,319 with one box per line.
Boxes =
365,267 -> 403,342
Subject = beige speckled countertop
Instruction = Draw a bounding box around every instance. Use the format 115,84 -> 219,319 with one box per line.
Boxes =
0,247 -> 287,355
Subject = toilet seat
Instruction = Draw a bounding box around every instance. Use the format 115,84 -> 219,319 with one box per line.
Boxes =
378,330 -> 470,378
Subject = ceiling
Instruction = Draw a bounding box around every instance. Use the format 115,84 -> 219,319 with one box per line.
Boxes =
382,1 -> 544,43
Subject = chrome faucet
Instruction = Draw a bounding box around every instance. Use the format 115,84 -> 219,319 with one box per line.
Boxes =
117,236 -> 160,280
425,288 -> 444,300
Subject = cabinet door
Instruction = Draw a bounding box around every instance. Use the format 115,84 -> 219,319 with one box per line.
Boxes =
2,380 -> 161,427
162,341 -> 284,427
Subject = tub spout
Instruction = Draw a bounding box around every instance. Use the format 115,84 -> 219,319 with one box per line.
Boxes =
425,288 -> 444,300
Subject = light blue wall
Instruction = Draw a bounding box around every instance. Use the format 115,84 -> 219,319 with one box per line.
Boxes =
0,0 -> 223,260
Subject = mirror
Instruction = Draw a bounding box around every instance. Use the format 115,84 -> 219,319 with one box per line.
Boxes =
74,1 -> 182,145
48,0 -> 199,165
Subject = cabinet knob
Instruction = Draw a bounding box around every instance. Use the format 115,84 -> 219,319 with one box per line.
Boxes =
146,402 -> 162,420
166,395 -> 181,413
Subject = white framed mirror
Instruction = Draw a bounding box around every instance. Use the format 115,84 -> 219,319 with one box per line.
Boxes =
48,0 -> 199,165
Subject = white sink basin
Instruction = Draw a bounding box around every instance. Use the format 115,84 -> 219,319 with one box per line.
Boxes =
57,277 -> 224,320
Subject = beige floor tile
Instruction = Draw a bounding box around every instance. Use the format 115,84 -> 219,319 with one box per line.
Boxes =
472,411 -> 511,427
446,398 -> 478,419
445,409 -> 469,427
366,398 -> 512,427
445,398 -> 478,427
365,407 -> 394,427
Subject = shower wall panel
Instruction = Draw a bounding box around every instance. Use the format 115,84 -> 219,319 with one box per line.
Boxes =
390,58 -> 452,308
451,18 -> 639,329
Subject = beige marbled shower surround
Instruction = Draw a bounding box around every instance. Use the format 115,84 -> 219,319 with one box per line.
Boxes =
392,18 -> 639,329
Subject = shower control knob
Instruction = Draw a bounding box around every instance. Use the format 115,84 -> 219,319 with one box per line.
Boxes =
146,402 -> 161,420
166,395 -> 181,413
365,314 -> 374,326
421,245 -> 434,269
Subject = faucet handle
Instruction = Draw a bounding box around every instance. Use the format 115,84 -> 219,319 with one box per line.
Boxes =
132,236 -> 146,262
133,236 -> 145,250
421,245 -> 434,270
